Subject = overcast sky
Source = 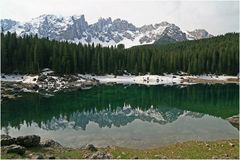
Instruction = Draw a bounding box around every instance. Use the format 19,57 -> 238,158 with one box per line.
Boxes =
0,0 -> 239,35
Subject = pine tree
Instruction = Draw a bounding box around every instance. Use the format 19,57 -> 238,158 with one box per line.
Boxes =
1,32 -> 238,75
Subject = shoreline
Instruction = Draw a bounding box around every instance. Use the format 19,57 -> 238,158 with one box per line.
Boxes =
1,134 -> 239,159
2,72 -> 239,86
84,74 -> 239,85
1,72 -> 239,101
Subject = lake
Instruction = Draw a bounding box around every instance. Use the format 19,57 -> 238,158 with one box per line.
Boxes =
1,84 -> 239,149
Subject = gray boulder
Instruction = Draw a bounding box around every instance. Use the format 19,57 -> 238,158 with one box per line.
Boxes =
41,139 -> 62,148
31,154 -> 44,159
5,144 -> 26,155
38,74 -> 47,81
68,75 -> 79,82
1,134 -> 16,146
86,151 -> 112,159
1,137 -> 16,146
32,84 -> 39,90
1,134 -> 11,139
84,144 -> 98,152
36,155 -> 44,159
64,75 -> 79,82
16,135 -> 40,147
47,77 -> 55,82
48,155 -> 56,159
227,115 -> 239,124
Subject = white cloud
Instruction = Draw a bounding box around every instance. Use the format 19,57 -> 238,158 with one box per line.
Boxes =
0,0 -> 239,35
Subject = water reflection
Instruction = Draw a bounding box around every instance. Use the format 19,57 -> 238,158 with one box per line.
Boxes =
1,84 -> 239,148
37,105 -> 204,131
2,84 -> 238,129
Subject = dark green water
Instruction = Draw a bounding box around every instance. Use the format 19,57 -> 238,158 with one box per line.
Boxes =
1,84 -> 239,148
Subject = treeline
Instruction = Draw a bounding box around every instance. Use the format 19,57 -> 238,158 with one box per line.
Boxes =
1,32 -> 239,75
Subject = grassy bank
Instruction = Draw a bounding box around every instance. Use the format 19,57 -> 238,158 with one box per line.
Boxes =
1,139 -> 239,159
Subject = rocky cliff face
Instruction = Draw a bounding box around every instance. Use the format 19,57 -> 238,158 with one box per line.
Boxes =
1,14 -> 213,48
187,29 -> 213,40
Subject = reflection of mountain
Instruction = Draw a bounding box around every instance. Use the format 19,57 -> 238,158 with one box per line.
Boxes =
40,105 -> 204,131
2,84 -> 238,129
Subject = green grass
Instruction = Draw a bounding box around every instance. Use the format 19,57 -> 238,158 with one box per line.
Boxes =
1,139 -> 239,159
109,139 -> 239,159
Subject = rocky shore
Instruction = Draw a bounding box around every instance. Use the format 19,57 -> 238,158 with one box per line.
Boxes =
227,115 -> 239,129
1,70 -> 239,102
1,134 -> 112,159
1,70 -> 99,101
1,134 -> 239,159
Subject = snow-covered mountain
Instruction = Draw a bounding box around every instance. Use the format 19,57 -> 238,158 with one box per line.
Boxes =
0,14 -> 213,48
186,29 -> 213,40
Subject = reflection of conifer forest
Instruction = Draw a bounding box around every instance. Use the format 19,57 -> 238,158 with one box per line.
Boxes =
1,32 -> 239,75
2,84 -> 239,129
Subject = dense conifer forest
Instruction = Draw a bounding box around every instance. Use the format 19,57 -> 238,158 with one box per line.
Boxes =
1,32 -> 239,75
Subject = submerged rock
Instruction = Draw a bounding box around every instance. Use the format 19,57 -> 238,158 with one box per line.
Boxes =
5,144 -> 26,155
1,94 -> 17,101
16,135 -> 40,147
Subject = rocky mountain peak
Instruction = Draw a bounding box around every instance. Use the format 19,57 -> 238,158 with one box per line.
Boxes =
112,18 -> 137,32
0,19 -> 18,31
187,29 -> 213,40
0,14 -> 213,48
157,21 -> 171,27
90,17 -> 112,32
139,24 -> 155,33
97,17 -> 112,24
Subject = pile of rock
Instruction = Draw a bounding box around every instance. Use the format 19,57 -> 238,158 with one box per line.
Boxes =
84,144 -> 98,152
85,151 -> 112,159
83,144 -> 112,159
37,74 -> 99,92
1,73 -> 100,102
15,135 -> 41,147
4,144 -> 26,155
1,134 -> 62,158
40,139 -> 62,148
227,115 -> 239,125
1,134 -> 113,159
1,135 -> 40,155
1,134 -> 16,146
1,81 -> 39,101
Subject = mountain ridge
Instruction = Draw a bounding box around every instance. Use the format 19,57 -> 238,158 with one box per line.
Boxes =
0,14 -> 213,48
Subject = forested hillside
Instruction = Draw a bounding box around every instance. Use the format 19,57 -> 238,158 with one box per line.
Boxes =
1,32 -> 239,75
